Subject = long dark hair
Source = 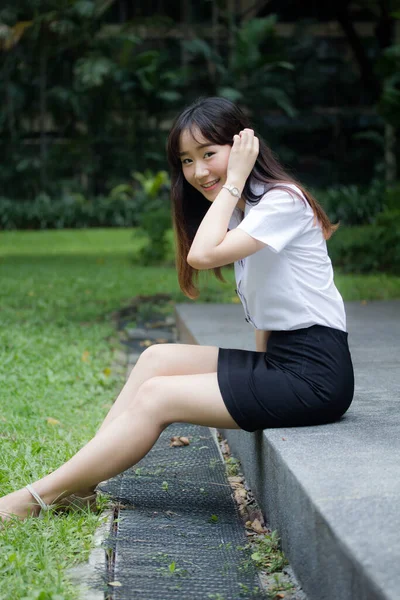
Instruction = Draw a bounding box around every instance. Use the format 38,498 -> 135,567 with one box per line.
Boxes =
167,96 -> 338,300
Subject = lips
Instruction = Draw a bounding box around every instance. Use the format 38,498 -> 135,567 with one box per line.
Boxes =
201,178 -> 220,189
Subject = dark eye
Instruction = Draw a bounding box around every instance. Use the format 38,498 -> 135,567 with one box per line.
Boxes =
181,158 -> 192,165
204,152 -> 214,158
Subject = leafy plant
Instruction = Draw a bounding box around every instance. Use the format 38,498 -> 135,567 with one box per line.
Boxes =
328,213 -> 400,275
182,16 -> 295,122
314,179 -> 387,226
133,170 -> 172,265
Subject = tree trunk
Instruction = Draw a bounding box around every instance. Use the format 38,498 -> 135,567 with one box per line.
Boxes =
335,0 -> 380,100
384,123 -> 397,186
210,0 -> 219,84
227,0 -> 236,70
180,0 -> 190,68
377,0 -> 397,183
39,43 -> 47,192
6,78 -> 16,142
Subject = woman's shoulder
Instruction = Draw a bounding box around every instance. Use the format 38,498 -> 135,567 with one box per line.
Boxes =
266,182 -> 305,199
250,178 -> 304,198
253,182 -> 307,211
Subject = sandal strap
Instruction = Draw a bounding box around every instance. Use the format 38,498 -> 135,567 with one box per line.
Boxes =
26,484 -> 48,512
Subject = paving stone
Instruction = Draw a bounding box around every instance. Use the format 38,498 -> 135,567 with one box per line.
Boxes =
125,327 -> 175,342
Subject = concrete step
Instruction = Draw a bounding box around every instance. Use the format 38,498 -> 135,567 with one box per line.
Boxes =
175,300 -> 400,600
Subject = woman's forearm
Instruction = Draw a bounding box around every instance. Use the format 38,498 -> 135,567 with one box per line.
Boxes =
187,181 -> 244,261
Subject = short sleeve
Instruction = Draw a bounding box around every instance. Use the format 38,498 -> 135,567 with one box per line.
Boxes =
237,186 -> 310,253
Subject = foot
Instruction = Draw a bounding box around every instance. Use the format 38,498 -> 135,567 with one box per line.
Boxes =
54,487 -> 98,512
0,488 -> 42,522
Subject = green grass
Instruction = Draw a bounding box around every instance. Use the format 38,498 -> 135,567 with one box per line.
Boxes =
0,228 -> 399,599
0,227 -> 139,256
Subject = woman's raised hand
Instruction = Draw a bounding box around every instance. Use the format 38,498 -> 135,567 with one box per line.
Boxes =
226,128 -> 259,188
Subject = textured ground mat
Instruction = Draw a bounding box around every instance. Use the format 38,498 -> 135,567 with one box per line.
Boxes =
101,422 -> 268,599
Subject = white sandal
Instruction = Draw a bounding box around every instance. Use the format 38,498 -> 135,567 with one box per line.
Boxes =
26,484 -> 98,514
26,484 -> 49,518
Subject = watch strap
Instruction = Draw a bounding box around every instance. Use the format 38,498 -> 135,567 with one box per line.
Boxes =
222,185 -> 241,198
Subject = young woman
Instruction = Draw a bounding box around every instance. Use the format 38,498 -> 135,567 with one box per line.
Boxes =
0,97 -> 354,521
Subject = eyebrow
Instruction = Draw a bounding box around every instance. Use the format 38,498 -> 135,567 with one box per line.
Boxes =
178,143 -> 214,157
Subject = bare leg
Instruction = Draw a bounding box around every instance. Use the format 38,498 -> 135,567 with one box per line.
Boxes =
0,371 -> 239,521
48,344 -> 220,502
97,344 -> 219,434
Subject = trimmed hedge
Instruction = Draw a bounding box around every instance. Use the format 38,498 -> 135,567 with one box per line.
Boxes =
313,178 -> 387,226
0,194 -> 141,230
328,210 -> 400,275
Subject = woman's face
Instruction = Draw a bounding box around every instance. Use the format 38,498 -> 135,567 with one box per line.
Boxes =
179,128 -> 232,202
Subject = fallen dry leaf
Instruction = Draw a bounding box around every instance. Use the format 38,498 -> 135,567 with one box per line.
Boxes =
229,481 -> 243,490
247,508 -> 267,526
103,367 -> 111,376
170,436 -> 190,447
46,417 -> 61,426
108,581 -> 122,587
228,476 -> 244,484
221,439 -> 230,455
276,594 -> 285,599
248,518 -> 267,534
81,350 -> 90,362
234,488 -> 248,505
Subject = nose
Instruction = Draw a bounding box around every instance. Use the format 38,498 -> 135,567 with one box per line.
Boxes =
194,161 -> 209,181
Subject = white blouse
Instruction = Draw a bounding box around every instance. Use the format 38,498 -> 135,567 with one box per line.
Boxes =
228,182 -> 347,332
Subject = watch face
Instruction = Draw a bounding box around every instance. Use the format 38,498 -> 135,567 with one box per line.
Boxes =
232,187 -> 240,197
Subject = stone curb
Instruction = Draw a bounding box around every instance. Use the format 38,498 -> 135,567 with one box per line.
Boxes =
67,509 -> 114,600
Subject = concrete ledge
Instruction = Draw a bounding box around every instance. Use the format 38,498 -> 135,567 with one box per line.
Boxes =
175,300 -> 400,600
67,510 -> 114,600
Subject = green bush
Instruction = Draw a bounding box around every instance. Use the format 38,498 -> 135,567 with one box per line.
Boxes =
315,178 -> 386,225
132,170 -> 173,265
0,193 -> 140,230
384,183 -> 400,210
135,198 -> 173,265
328,209 -> 400,274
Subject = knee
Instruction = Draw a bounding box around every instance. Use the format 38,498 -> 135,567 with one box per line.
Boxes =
129,376 -> 164,414
125,344 -> 159,380
140,343 -> 174,362
134,343 -> 175,375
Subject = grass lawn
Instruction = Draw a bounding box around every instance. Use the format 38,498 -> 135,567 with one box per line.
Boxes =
0,228 -> 399,599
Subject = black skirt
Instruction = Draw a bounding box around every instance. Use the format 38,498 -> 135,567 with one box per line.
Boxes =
217,324 -> 354,432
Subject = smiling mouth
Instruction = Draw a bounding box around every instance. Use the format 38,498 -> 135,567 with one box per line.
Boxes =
201,179 -> 220,189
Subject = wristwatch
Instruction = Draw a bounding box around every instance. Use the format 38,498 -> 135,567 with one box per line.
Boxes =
222,184 -> 241,198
